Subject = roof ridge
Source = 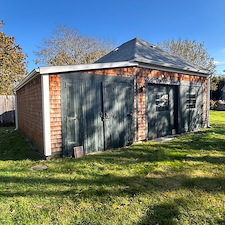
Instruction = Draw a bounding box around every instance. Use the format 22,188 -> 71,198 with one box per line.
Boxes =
133,37 -> 139,61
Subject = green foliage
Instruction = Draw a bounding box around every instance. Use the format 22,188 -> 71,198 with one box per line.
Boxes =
1,111 -> 225,224
210,75 -> 225,99
0,21 -> 27,95
159,38 -> 216,75
34,25 -> 115,66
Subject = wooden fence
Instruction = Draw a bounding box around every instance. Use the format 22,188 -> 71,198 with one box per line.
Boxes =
0,95 -> 15,127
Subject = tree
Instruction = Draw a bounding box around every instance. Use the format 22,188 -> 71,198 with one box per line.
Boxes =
210,76 -> 218,92
159,38 -> 216,75
34,25 -> 115,66
0,21 -> 27,95
210,76 -> 225,99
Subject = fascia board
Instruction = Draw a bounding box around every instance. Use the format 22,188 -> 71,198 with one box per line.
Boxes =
14,62 -> 138,92
132,58 -> 210,76
38,61 -> 138,74
137,62 -> 210,77
14,68 -> 40,91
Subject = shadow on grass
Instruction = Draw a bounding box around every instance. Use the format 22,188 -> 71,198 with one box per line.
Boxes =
1,172 -> 225,198
217,217 -> 225,225
0,127 -> 42,161
137,202 -> 179,225
1,125 -> 225,197
1,123 -> 225,162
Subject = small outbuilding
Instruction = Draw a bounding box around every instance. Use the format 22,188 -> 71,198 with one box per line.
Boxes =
14,38 -> 210,158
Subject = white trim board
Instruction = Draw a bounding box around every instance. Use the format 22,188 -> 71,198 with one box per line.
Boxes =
14,69 -> 39,91
137,63 -> 209,77
38,61 -> 138,74
41,74 -> 52,156
14,62 -> 138,92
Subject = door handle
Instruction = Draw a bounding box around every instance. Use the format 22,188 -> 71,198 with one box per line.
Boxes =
99,112 -> 109,120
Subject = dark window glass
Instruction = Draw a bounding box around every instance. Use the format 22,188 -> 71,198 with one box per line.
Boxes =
186,93 -> 196,109
156,93 -> 169,111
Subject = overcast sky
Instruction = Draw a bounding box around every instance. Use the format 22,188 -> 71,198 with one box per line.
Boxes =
1,0 -> 225,74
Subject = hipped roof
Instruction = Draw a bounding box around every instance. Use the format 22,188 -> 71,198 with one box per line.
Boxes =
95,37 -> 210,74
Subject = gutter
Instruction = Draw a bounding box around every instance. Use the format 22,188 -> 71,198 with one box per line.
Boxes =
14,61 -> 139,92
132,60 -> 210,77
15,94 -> 18,130
14,68 -> 40,92
206,75 -> 212,127
38,61 -> 138,74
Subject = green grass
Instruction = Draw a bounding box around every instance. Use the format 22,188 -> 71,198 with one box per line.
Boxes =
1,111 -> 225,224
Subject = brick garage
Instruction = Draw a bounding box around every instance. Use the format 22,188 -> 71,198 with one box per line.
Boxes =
15,38 -> 210,158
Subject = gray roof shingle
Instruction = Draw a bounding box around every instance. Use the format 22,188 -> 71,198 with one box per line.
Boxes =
95,37 -> 209,74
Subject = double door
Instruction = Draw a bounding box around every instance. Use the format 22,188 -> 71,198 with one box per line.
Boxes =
61,73 -> 134,156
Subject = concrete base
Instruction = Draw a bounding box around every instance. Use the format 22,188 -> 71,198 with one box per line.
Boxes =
152,135 -> 180,143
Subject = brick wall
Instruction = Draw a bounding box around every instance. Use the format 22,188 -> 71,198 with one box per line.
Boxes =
48,67 -> 208,156
138,68 -> 208,139
49,75 -> 62,154
17,75 -> 44,153
88,68 -> 207,140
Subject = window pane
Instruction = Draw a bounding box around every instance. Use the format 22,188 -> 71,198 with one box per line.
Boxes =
186,93 -> 196,109
156,93 -> 169,111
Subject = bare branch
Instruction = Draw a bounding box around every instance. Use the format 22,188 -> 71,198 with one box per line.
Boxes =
159,38 -> 216,75
34,25 -> 115,66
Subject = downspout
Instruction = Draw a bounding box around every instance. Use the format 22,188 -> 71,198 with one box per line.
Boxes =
135,67 -> 139,142
15,93 -> 18,130
206,75 -> 212,128
41,74 -> 52,157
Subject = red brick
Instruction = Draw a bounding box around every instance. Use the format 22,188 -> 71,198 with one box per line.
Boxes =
17,75 -> 44,153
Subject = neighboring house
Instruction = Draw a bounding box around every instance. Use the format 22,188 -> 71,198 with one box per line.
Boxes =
14,38 -> 210,158
221,85 -> 225,100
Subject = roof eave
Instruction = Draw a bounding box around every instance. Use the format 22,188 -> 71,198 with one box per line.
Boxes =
131,59 -> 210,77
14,68 -> 40,92
14,61 -> 139,92
38,61 -> 138,74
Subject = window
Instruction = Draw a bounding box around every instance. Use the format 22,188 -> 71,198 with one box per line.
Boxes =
186,93 -> 196,109
156,93 -> 169,111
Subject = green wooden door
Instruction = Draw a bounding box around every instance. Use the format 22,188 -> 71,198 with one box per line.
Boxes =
62,79 -> 104,156
146,84 -> 176,139
61,73 -> 134,156
180,83 -> 204,132
187,85 -> 204,131
103,81 -> 134,149
179,85 -> 190,133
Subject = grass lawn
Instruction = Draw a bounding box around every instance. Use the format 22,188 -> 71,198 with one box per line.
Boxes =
1,111 -> 225,224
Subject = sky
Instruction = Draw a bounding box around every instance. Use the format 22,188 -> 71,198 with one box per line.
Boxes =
1,0 -> 225,74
